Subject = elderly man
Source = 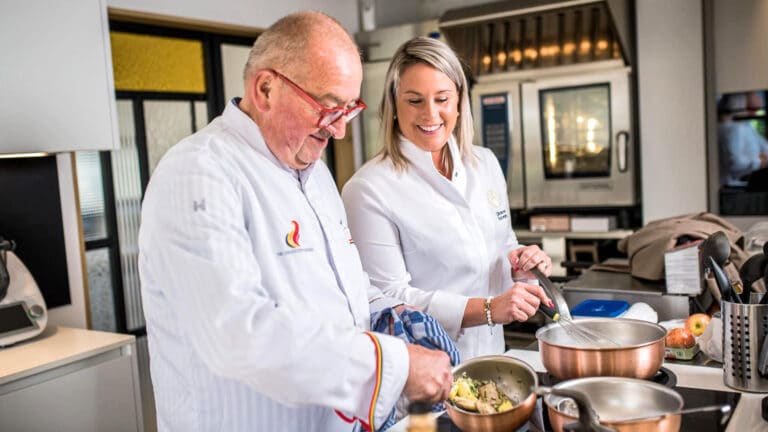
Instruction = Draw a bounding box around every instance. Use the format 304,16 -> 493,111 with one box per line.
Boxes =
138,11 -> 452,432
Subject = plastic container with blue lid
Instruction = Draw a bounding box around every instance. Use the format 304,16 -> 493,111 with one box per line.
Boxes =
571,299 -> 630,318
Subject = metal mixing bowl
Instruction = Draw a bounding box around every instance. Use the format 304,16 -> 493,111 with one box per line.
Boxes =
544,377 -> 684,432
444,355 -> 538,432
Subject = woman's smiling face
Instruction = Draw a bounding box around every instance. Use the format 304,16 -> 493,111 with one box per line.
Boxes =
394,63 -> 459,153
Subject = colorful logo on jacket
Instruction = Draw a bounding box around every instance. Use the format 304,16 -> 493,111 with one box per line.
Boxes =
285,220 -> 300,248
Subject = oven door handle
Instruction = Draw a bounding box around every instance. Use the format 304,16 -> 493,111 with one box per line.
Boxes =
616,130 -> 630,173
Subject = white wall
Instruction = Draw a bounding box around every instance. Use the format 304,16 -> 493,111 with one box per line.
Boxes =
714,0 -> 768,94
636,0 -> 708,224
107,0 -> 359,32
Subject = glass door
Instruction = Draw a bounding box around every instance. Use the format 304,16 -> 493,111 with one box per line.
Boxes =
522,66 -> 635,208
539,83 -> 611,178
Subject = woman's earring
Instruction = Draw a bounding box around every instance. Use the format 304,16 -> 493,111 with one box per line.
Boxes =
393,114 -> 397,120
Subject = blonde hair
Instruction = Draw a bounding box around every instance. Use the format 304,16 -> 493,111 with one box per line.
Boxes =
379,36 -> 474,171
243,11 -> 355,80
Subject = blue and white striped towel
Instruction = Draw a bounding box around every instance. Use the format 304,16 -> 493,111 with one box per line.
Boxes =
370,307 -> 460,366
370,307 -> 460,431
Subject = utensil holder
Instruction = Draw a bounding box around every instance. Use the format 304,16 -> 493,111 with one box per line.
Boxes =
722,299 -> 768,392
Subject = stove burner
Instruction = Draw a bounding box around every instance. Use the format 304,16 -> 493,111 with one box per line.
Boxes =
536,367 -> 677,388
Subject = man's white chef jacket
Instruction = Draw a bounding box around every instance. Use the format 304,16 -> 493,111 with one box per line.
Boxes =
342,137 -> 520,361
139,99 -> 408,432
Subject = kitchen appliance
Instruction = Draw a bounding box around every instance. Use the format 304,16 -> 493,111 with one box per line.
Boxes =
471,62 -> 635,211
441,0 -> 638,213
522,65 -> 635,208
0,238 -> 47,347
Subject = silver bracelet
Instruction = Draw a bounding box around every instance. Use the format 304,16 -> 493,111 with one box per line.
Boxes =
485,296 -> 495,328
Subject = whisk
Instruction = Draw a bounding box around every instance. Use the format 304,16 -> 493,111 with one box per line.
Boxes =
529,266 -> 620,347
538,303 -> 620,347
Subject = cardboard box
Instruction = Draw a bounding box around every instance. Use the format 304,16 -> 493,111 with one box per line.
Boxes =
664,240 -> 704,295
530,215 -> 570,232
570,216 -> 617,232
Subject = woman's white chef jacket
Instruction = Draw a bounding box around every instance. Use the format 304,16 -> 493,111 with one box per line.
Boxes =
342,136 -> 520,361
138,99 -> 408,432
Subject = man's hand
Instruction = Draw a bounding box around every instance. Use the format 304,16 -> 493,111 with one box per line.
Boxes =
403,344 -> 452,403
491,282 -> 551,323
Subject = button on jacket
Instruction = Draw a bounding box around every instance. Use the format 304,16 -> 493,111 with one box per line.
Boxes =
139,100 -> 408,432
342,137 -> 520,360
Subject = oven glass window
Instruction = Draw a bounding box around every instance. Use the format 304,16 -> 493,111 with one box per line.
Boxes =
539,83 -> 611,178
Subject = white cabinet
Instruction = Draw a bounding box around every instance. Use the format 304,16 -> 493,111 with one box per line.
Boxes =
0,0 -> 119,153
0,327 -> 143,431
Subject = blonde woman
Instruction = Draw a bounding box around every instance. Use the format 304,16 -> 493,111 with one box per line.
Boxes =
342,36 -> 552,360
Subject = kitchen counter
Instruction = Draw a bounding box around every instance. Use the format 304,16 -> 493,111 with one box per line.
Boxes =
0,326 -> 135,384
389,348 -> 766,431
0,326 -> 144,431
562,268 -> 690,321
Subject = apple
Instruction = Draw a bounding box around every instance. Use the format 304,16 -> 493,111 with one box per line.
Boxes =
665,327 -> 696,348
685,313 -> 711,336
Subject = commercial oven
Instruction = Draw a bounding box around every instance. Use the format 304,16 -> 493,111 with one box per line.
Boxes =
522,64 -> 635,208
472,60 -> 636,210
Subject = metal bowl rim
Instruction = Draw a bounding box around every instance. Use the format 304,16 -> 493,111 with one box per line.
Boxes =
447,355 -> 539,417
451,354 -> 539,377
543,376 -> 684,422
535,317 -> 667,349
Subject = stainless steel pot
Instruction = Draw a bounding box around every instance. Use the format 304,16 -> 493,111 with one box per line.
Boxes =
444,355 -> 537,432
544,377 -> 684,432
536,318 -> 666,380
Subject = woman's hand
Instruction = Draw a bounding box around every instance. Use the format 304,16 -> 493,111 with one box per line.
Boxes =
490,281 -> 552,324
508,245 -> 552,278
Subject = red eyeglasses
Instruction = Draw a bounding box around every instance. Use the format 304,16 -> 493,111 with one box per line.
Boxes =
271,70 -> 366,129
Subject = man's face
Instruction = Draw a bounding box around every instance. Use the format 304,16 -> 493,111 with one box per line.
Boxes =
262,51 -> 363,170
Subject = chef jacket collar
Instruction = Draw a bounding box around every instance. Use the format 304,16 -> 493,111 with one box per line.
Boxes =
398,135 -> 469,205
226,98 -> 316,182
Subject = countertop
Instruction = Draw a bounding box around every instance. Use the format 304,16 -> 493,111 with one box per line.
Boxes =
389,348 -> 767,432
0,326 -> 135,385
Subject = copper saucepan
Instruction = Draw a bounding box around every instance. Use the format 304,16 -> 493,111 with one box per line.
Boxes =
444,355 -> 538,432
543,377 -> 684,432
536,317 -> 667,380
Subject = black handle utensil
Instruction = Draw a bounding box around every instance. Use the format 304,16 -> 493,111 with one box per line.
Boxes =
761,265 -> 768,305
740,254 -> 767,303
530,266 -> 572,320
539,302 -> 560,321
707,256 -> 739,303
701,231 -> 731,265
702,232 -> 742,303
